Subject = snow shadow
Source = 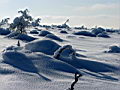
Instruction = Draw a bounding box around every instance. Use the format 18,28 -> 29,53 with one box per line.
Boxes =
2,51 -> 51,81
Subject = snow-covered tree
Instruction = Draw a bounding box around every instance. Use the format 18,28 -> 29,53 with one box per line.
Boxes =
32,18 -> 41,27
0,18 -> 10,27
10,9 -> 33,34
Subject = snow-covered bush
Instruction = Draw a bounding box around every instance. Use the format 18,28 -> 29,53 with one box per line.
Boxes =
39,30 -> 52,36
54,45 -> 76,60
6,31 -> 20,38
73,31 -> 96,37
6,31 -> 36,42
97,32 -> 110,38
60,30 -> 68,34
0,28 -> 11,35
14,34 -> 36,42
106,45 -> 120,53
92,27 -> 105,35
45,34 -> 63,42
25,39 -> 61,55
30,29 -> 39,34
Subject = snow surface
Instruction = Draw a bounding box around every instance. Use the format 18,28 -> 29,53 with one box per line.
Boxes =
0,28 -> 120,90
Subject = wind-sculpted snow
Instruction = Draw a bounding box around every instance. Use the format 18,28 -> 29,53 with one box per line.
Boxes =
2,51 -> 80,81
25,39 -> 61,55
0,27 -> 120,90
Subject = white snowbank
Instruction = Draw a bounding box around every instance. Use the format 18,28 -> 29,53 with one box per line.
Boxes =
25,39 -> 61,55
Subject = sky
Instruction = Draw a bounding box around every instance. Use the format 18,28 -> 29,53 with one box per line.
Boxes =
0,0 -> 120,29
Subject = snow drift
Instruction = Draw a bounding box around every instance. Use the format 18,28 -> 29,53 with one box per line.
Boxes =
25,39 -> 61,55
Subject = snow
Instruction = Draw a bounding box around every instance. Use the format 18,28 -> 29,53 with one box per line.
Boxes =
6,32 -> 36,42
0,28 -> 11,35
25,39 -> 61,55
45,34 -> 64,42
0,28 -> 120,90
105,44 -> 120,53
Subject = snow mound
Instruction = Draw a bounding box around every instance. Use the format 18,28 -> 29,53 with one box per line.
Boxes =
2,51 -> 38,73
60,30 -> 68,34
97,32 -> 110,38
6,31 -> 19,38
0,28 -> 11,35
2,51 -> 80,80
25,39 -> 61,55
30,30 -> 39,34
73,31 -> 96,37
6,32 -> 36,42
14,34 -> 36,42
45,34 -> 63,42
39,30 -> 52,36
92,27 -> 105,35
106,45 -> 120,53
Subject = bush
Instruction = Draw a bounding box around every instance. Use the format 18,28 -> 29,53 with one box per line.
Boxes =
30,30 -> 39,34
0,28 -> 11,35
39,30 -> 52,36
97,32 -> 110,38
92,27 -> 105,35
107,45 -> 120,53
73,31 -> 96,37
60,30 -> 68,34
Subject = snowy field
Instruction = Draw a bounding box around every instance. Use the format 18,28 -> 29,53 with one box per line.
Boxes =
0,28 -> 120,90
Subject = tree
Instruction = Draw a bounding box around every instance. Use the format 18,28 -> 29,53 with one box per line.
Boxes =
0,18 -> 10,27
10,9 -> 33,34
32,18 -> 41,27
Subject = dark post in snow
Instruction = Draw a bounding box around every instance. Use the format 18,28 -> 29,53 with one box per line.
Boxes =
68,72 -> 82,90
17,40 -> 20,47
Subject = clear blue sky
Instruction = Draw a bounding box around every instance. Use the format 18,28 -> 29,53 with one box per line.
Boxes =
0,0 -> 120,29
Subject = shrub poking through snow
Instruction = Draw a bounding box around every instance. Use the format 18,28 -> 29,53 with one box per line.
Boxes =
67,72 -> 82,90
106,45 -> 120,53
